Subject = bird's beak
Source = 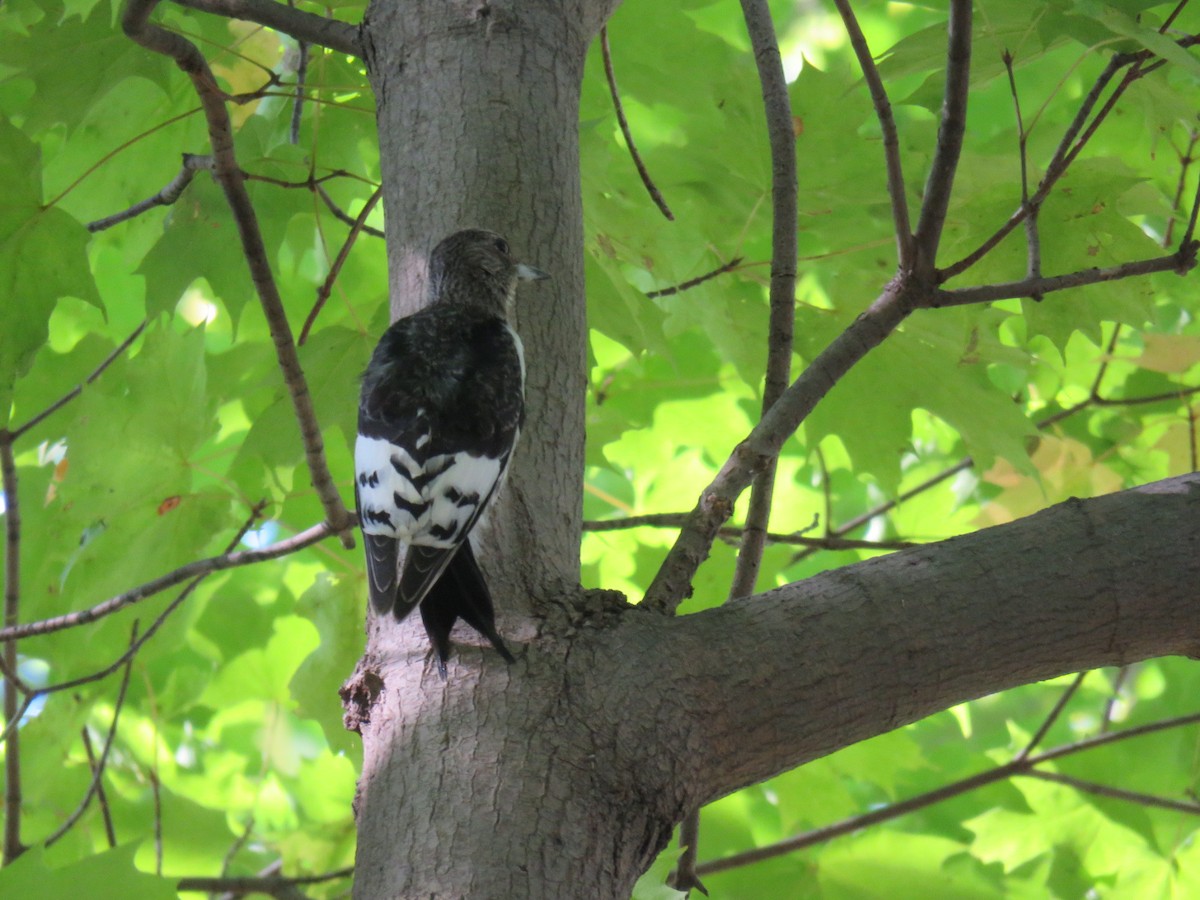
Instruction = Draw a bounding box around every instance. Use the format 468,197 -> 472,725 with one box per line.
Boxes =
516,263 -> 550,282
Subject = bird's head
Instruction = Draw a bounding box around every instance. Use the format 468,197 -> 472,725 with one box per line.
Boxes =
427,229 -> 549,316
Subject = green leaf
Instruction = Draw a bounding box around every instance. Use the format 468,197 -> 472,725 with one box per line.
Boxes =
0,115 -> 100,424
0,844 -> 176,900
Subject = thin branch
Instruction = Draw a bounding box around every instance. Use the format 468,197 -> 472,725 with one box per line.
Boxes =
44,623 -> 139,847
31,503 -> 268,699
11,321 -> 149,440
642,280 -> 917,614
832,0 -> 913,266
87,154 -> 214,232
0,517 -> 332,643
912,0 -> 972,270
1163,129 -> 1198,248
287,32 -> 308,145
668,811 -> 708,896
584,514 -> 914,550
1,435 -> 24,862
803,370 -> 1200,560
696,710 -> 1200,876
298,185 -> 383,345
177,866 -> 355,896
944,28 -> 1200,278
1003,50 -> 1043,299
600,27 -> 674,220
931,247 -> 1197,307
1100,665 -> 1132,733
123,0 -> 354,543
149,768 -> 164,874
645,258 -> 744,298
724,0 -> 799,603
81,728 -> 118,848
1022,769 -> 1200,816
168,0 -> 362,57
1016,671 -> 1086,762
314,183 -> 386,237
221,817 -> 257,877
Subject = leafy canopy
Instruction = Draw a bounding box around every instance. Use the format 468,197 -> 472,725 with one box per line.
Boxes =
0,0 -> 1197,896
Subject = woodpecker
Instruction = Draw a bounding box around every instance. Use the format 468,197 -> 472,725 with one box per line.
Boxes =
355,229 -> 548,676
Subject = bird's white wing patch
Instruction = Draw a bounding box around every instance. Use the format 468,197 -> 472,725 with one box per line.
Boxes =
418,452 -> 503,548
356,435 -> 503,549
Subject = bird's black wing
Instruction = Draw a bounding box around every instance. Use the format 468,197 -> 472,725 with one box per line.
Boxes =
391,312 -> 524,613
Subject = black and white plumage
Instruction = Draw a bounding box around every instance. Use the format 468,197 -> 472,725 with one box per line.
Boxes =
355,229 -> 547,676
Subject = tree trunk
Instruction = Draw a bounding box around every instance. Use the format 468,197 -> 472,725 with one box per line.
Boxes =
345,3 -> 1200,897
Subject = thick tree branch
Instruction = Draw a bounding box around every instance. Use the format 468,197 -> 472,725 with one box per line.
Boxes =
616,473 -> 1200,813
122,0 -> 354,543
832,0 -> 913,266
170,0 -> 362,57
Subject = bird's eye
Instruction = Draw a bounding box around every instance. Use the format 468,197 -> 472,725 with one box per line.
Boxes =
494,238 -> 510,256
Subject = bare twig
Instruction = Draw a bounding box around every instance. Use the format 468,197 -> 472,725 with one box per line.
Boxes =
288,33 -> 308,145
169,0 -> 361,56
913,0 -> 972,270
12,320 -> 149,440
87,154 -> 214,232
221,817 -> 257,876
696,710 -> 1200,876
932,247 -> 1197,306
81,728 -> 118,848
149,768 -> 163,874
177,865 -> 355,896
945,27 -> 1200,279
44,623 -> 140,847
298,185 -> 383,345
668,811 -> 708,896
642,279 -> 917,614
600,27 -> 674,220
1016,671 -> 1086,762
30,503 -> 268,700
1022,769 -> 1200,816
645,258 -> 744,298
724,0 -> 799,603
1100,665 -> 1131,733
583,514 -> 915,550
1003,50 -> 1043,299
1,435 -> 24,862
0,516 -> 330,643
1163,129 -> 1198,248
122,0 -> 354,544
832,0 -> 913,265
315,183 -> 386,237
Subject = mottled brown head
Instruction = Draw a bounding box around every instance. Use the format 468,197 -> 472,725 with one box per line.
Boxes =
427,229 -> 548,318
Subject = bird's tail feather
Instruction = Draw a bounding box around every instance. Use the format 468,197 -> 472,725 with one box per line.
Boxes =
419,542 -> 516,678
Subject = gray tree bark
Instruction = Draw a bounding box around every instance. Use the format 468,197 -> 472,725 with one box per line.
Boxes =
343,2 -> 1200,897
